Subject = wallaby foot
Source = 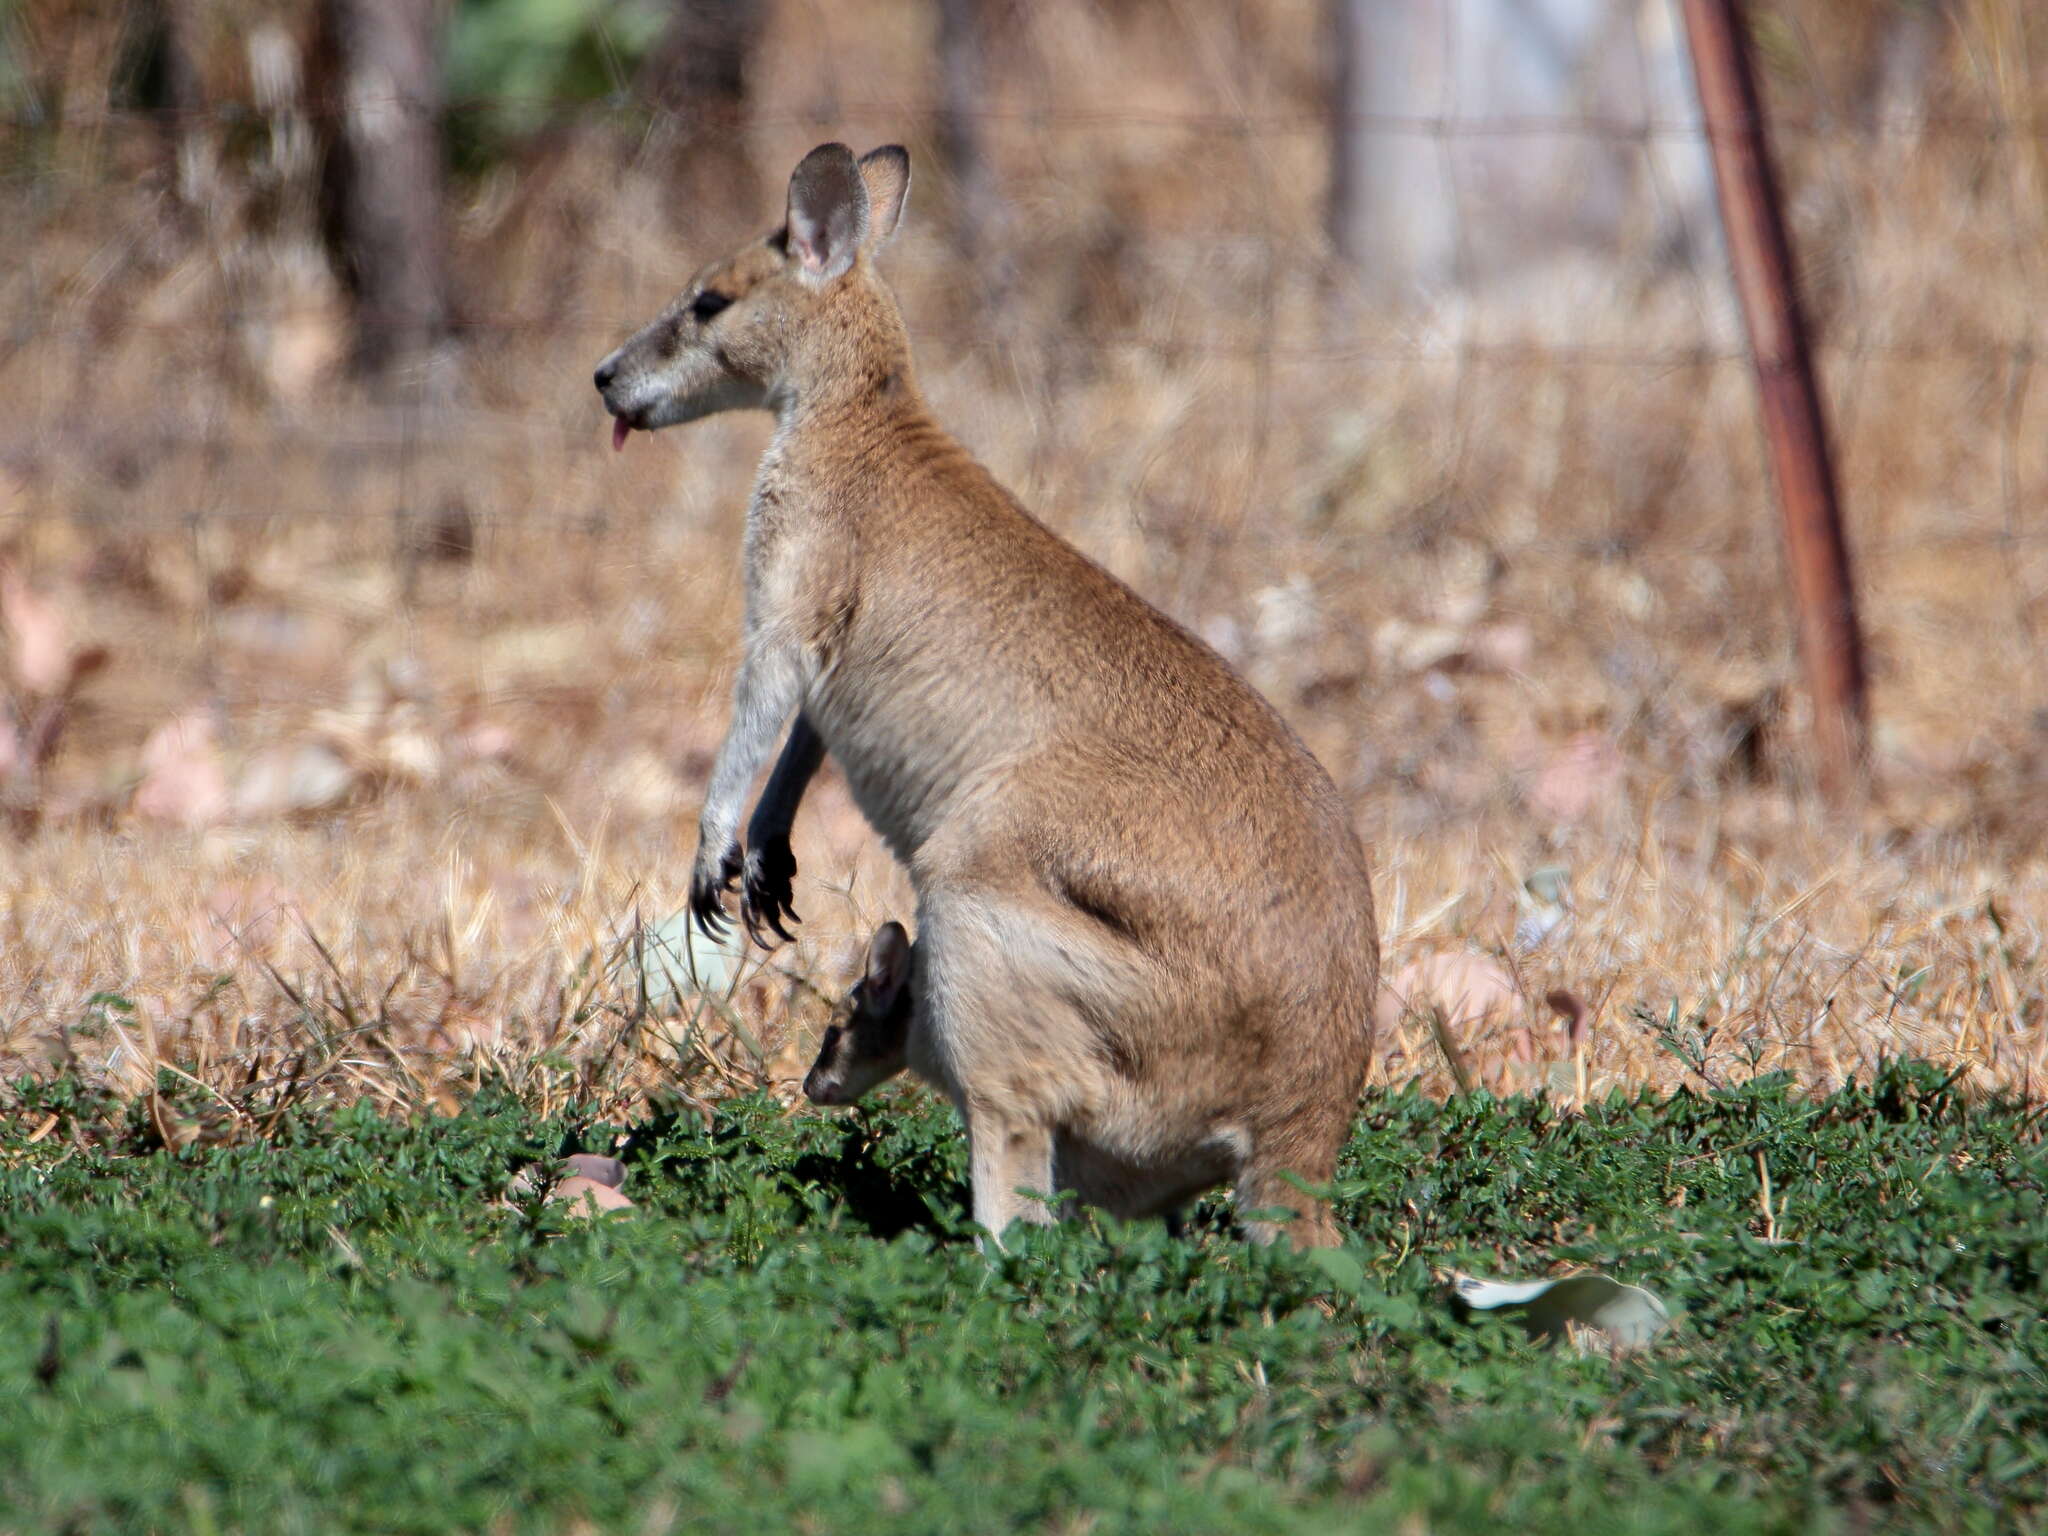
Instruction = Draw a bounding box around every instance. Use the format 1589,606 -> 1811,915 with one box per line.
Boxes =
1236,1140 -> 1343,1250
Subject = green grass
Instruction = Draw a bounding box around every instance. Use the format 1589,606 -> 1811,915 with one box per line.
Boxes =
1,1064 -> 2043,1534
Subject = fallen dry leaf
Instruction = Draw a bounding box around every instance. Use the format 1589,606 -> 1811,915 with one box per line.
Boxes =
1526,732 -> 1624,824
1372,618 -> 1532,677
1378,951 -> 1520,1035
456,720 -> 516,762
0,565 -> 73,695
133,712 -> 229,827
1467,621 -> 1533,673
550,1174 -> 634,1217
608,747 -> 686,819
232,741 -> 356,820
1449,1270 -> 1671,1352
1372,617 -> 1465,674
562,1153 -> 626,1189
375,712 -> 442,784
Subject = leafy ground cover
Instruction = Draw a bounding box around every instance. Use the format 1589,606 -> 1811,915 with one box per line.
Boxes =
1,1064 -> 2043,1534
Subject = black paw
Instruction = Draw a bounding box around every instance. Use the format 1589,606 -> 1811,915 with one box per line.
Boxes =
740,837 -> 801,948
689,839 -> 743,942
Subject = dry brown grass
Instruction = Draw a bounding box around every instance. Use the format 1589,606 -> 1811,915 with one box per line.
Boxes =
0,0 -> 2043,1132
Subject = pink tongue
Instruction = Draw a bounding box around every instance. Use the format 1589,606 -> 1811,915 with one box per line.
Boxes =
611,417 -> 630,452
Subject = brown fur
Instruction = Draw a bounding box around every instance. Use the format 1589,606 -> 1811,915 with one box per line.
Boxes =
808,924 -> 1264,1235
595,144 -> 1377,1247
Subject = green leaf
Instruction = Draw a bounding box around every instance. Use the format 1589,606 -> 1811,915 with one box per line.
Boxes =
1307,1246 -> 1366,1294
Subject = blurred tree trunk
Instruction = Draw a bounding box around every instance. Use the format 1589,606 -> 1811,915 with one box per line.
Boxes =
1326,0 -> 1459,290
311,0 -> 451,379
640,0 -> 764,230
1326,0 -> 1359,268
1863,0 -> 1944,133
144,0 -> 218,209
937,0 -> 1002,262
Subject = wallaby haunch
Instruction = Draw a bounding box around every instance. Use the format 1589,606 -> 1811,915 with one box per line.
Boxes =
807,923 -> 1221,1235
594,142 -> 1377,1247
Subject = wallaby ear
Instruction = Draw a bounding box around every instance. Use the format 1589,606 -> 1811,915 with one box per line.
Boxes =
865,921 -> 911,1010
857,145 -> 910,249
787,142 -> 869,282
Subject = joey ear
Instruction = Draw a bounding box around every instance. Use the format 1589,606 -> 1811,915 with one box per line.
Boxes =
865,921 -> 911,1010
857,146 -> 910,248
787,142 -> 869,282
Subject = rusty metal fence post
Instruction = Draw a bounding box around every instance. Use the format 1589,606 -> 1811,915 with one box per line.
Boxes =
1682,0 -> 1868,800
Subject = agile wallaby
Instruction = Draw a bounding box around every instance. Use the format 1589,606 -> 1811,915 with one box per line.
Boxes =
806,923 -> 1216,1234
593,142 -> 1377,1247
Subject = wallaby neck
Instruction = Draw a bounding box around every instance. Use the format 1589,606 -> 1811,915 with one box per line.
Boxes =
762,361 -> 940,484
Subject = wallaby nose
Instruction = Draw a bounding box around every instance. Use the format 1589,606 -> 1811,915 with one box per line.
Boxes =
593,360 -> 617,392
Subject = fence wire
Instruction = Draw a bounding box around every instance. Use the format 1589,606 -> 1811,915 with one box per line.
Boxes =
0,5 -> 2043,696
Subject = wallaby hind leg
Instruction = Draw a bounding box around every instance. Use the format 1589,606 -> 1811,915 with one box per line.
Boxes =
917,886 -> 1124,1249
964,1106 -> 1057,1249
1235,1124 -> 1345,1250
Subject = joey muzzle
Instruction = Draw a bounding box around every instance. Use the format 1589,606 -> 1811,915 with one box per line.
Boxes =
801,1025 -> 849,1105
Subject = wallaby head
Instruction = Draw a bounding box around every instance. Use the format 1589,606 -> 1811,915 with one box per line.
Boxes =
592,143 -> 912,447
802,921 -> 915,1107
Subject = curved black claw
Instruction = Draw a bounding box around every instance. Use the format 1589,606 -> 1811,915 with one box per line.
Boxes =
689,840 -> 743,943
740,837 -> 801,949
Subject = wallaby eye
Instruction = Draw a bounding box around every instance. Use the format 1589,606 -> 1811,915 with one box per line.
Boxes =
690,290 -> 732,324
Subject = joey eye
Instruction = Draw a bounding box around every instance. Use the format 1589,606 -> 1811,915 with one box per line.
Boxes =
690,290 -> 732,323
